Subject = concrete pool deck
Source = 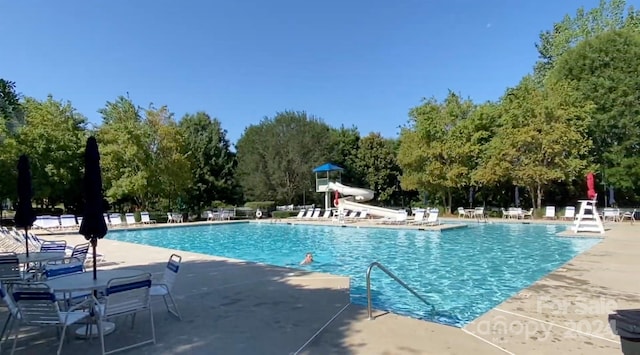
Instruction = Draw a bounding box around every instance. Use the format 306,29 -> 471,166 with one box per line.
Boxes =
7,217 -> 638,354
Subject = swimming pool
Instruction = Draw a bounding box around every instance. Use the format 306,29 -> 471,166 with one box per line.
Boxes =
106,222 -> 600,327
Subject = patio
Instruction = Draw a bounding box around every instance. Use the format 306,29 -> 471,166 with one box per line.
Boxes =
3,220 -> 640,354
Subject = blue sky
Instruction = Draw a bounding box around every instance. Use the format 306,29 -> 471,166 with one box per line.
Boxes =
1,0 -> 634,144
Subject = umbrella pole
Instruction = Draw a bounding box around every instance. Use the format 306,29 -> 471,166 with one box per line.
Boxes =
24,226 -> 29,257
92,239 -> 97,280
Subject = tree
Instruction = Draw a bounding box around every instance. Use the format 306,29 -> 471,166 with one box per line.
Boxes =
474,77 -> 594,208
0,79 -> 24,138
18,96 -> 87,209
236,111 -> 333,204
329,125 -> 362,186
354,133 -> 401,205
0,79 -> 23,207
97,96 -> 151,208
398,92 -> 476,212
534,0 -> 640,81
550,29 -> 640,201
144,105 -> 192,210
179,112 -> 236,211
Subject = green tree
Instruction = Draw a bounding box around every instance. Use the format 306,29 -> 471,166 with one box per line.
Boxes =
474,77 -> 593,208
398,92 -> 476,212
329,125 -> 362,186
18,96 -> 87,209
0,79 -> 23,207
97,96 -> 151,208
144,105 -> 192,210
236,111 -> 333,204
534,0 -> 640,81
0,79 -> 24,138
550,29 -> 640,201
354,133 -> 401,204
179,112 -> 236,212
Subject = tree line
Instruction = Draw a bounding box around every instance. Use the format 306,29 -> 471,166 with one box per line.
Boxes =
1,0 -> 639,215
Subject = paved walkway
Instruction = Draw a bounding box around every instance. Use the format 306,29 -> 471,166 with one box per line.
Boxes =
4,217 -> 637,354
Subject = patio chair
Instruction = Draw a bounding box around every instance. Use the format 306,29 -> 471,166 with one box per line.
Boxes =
59,215 -> 78,229
522,208 -> 534,220
457,207 -> 466,218
140,212 -> 156,224
620,209 -> 636,224
96,273 -> 155,354
602,208 -> 620,222
9,282 -> 94,355
39,240 -> 67,253
302,209 -> 315,219
150,254 -> 182,320
424,209 -> 440,226
294,209 -> 305,219
562,206 -> 576,220
69,242 -> 90,264
0,253 -> 22,283
473,207 -> 486,220
411,209 -> 426,225
109,213 -> 123,227
125,213 -> 137,226
544,206 -> 556,219
0,283 -> 20,345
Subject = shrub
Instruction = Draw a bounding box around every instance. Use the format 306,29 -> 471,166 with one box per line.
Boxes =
244,201 -> 276,211
271,211 -> 298,219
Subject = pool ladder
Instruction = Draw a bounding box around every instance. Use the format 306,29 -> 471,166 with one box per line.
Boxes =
366,261 -> 436,320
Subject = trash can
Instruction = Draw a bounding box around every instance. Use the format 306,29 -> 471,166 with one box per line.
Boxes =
609,310 -> 640,354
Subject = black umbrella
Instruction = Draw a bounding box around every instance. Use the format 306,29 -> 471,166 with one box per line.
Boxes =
14,155 -> 36,257
78,137 -> 108,280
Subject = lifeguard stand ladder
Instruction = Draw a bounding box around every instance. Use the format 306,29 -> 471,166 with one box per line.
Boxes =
572,199 -> 605,234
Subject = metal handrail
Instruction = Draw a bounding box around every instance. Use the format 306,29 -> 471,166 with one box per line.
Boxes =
366,261 -> 436,320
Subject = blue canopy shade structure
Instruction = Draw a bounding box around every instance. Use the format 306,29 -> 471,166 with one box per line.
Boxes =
312,163 -> 344,173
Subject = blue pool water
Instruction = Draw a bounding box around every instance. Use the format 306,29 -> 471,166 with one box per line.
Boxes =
106,222 -> 600,327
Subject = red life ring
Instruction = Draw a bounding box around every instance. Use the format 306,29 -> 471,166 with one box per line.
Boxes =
333,190 -> 340,207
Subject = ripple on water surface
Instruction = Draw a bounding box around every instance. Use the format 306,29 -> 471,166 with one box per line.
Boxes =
107,222 -> 600,327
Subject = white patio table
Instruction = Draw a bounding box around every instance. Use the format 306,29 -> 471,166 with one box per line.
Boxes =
45,269 -> 147,337
17,251 -> 65,264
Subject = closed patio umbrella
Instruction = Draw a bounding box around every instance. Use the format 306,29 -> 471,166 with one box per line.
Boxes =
78,137 -> 108,280
514,186 -> 520,208
14,155 -> 36,257
609,186 -> 616,206
586,172 -> 597,200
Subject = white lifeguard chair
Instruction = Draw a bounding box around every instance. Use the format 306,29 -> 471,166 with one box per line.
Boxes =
312,163 -> 344,210
572,197 -> 605,234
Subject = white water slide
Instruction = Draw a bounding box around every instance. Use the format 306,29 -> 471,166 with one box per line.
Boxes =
327,182 -> 401,219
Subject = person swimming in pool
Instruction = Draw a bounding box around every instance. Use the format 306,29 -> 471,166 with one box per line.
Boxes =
300,252 -> 314,265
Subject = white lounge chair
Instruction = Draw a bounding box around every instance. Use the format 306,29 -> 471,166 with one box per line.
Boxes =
109,213 -> 123,227
59,215 -> 78,229
424,209 -> 440,226
411,209 -> 426,224
302,209 -> 314,219
321,210 -> 332,219
141,212 -> 156,224
294,209 -> 305,219
125,213 -> 137,226
544,206 -> 556,219
563,206 -> 576,220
